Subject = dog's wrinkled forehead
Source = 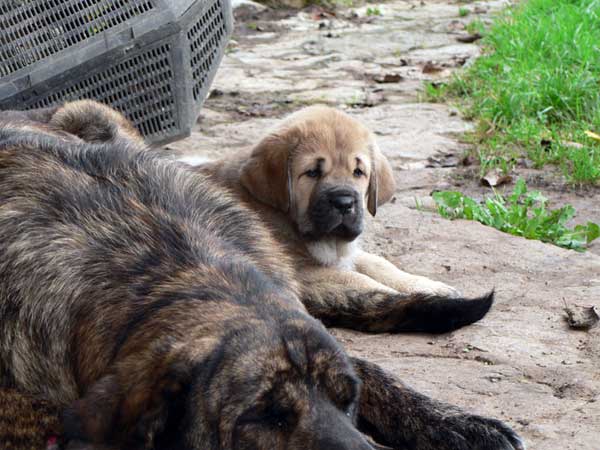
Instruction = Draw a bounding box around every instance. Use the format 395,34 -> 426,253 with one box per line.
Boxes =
285,106 -> 373,155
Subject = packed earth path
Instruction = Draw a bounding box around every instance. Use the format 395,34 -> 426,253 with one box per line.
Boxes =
167,0 -> 600,448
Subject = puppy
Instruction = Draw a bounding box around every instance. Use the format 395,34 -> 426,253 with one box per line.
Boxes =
191,106 -> 493,334
0,101 -> 525,450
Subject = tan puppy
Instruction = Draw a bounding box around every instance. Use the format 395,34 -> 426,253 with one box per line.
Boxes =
191,106 -> 494,334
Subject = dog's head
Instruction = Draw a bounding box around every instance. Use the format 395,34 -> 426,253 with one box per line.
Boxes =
239,106 -> 395,242
63,319 -> 376,450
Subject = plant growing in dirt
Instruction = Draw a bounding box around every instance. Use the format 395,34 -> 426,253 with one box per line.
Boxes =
426,0 -> 600,185
433,179 -> 600,251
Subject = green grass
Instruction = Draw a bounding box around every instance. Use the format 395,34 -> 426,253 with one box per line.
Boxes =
430,0 -> 600,184
458,7 -> 470,17
433,179 -> 600,251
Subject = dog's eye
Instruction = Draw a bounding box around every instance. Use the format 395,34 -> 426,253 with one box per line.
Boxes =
239,405 -> 296,430
305,168 -> 321,178
353,168 -> 364,178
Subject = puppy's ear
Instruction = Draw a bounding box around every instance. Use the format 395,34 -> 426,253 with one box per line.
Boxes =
63,355 -> 192,448
240,128 -> 296,213
367,142 -> 396,216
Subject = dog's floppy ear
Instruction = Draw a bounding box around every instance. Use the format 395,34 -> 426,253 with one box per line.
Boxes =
63,353 -> 192,448
367,142 -> 396,216
240,128 -> 297,213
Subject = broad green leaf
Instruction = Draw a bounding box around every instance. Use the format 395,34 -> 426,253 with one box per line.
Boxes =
432,180 -> 600,251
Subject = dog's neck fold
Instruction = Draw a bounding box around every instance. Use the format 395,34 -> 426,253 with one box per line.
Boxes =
306,238 -> 359,270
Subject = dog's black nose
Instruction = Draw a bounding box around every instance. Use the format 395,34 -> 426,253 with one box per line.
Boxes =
331,195 -> 355,214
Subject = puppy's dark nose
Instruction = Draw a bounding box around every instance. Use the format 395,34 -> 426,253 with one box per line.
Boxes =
331,195 -> 355,214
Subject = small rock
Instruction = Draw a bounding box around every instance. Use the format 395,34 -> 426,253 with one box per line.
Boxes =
231,0 -> 267,12
447,20 -> 466,32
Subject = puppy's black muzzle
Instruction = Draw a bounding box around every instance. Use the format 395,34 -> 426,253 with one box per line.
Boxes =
331,194 -> 356,215
307,186 -> 364,241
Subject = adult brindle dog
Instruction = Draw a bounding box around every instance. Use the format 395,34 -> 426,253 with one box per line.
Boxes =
0,102 -> 524,450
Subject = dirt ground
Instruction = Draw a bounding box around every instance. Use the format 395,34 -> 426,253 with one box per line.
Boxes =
168,0 -> 600,448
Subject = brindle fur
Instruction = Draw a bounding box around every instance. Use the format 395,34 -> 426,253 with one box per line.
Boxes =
0,388 -> 62,450
0,102 -> 524,450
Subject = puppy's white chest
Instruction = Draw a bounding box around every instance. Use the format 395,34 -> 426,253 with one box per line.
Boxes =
306,239 -> 359,270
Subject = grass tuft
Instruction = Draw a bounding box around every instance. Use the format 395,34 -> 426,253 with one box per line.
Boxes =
439,0 -> 600,184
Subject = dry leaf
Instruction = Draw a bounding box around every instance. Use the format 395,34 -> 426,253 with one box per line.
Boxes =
561,141 -> 584,149
585,130 -> 600,141
422,61 -> 443,74
481,168 -> 512,187
373,73 -> 403,83
456,33 -> 482,43
564,304 -> 599,330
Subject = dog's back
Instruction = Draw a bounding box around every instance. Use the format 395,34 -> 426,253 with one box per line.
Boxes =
0,126 -> 298,404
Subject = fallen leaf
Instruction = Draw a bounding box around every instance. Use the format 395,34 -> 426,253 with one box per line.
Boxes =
461,154 -> 475,166
481,168 -> 512,187
564,304 -> 599,330
585,130 -> 600,141
373,73 -> 403,83
561,141 -> 584,149
422,61 -> 443,74
447,20 -> 466,32
456,32 -> 482,43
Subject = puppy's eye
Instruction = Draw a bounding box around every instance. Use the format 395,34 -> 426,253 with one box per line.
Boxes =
305,168 -> 321,178
353,168 -> 364,178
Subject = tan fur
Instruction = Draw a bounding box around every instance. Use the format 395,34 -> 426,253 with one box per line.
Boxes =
193,106 -> 461,318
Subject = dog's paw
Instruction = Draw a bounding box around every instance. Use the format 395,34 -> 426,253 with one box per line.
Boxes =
416,412 -> 526,450
408,278 -> 462,299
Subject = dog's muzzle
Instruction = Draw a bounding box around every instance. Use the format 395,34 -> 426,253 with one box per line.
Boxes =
307,186 -> 364,241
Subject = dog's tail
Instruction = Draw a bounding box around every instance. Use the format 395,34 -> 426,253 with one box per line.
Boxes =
385,290 -> 494,334
305,289 -> 495,334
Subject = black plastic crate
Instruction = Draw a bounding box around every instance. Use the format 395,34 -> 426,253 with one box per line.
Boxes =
0,0 -> 233,145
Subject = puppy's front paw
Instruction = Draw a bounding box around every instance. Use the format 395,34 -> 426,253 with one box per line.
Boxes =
416,412 -> 525,450
409,278 -> 462,299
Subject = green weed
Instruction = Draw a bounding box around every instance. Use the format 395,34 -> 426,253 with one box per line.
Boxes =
366,6 -> 381,16
458,7 -> 470,17
433,179 -> 600,251
465,19 -> 485,35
